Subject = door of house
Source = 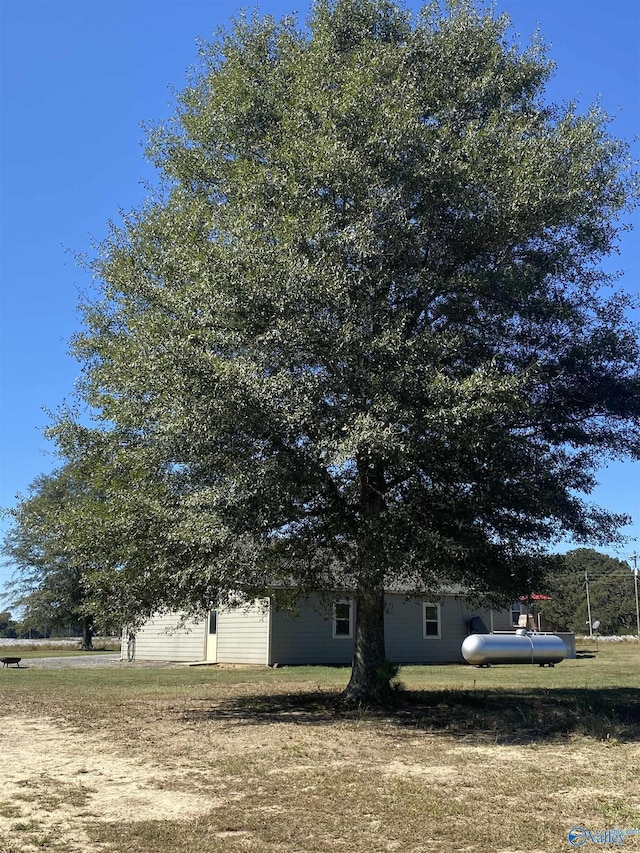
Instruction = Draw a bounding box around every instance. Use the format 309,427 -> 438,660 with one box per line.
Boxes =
205,611 -> 217,661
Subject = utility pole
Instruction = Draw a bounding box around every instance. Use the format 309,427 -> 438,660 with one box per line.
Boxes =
584,570 -> 593,638
628,551 -> 640,639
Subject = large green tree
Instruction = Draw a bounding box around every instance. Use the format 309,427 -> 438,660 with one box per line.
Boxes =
47,0 -> 639,700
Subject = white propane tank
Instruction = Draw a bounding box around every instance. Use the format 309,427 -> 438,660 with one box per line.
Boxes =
461,631 -> 566,666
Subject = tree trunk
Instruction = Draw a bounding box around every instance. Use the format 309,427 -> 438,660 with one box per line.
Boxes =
341,452 -> 393,703
80,615 -> 94,650
342,585 -> 388,704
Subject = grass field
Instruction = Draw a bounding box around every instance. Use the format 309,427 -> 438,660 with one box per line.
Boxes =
1,643 -> 639,853
0,639 -> 120,658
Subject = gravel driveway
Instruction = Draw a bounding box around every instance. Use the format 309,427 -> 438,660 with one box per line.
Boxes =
6,655 -> 177,669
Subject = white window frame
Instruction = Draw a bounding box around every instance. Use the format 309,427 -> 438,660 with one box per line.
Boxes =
332,600 -> 354,639
423,602 -> 441,639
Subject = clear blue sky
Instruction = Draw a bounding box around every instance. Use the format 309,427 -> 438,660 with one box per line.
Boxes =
1,0 -> 639,594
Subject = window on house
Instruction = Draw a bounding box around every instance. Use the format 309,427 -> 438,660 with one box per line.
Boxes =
332,600 -> 353,638
209,611 -> 217,634
423,603 -> 441,639
511,602 -> 521,626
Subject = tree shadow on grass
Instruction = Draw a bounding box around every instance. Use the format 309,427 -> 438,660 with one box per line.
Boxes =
393,687 -> 640,743
180,686 -> 640,744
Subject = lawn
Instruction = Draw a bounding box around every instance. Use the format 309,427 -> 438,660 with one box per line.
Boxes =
0,642 -> 639,853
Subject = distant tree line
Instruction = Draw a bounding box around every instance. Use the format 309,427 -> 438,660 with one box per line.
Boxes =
536,549 -> 638,635
0,609 -> 85,640
0,610 -> 20,638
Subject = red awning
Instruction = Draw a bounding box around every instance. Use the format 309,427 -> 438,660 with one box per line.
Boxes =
518,593 -> 552,601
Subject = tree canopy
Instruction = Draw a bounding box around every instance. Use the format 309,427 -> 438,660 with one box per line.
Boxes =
538,549 -> 639,636
1,466 -> 117,648
14,0 -> 640,699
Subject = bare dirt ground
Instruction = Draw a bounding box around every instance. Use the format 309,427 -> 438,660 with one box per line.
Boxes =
0,658 -> 210,852
0,716 -> 219,852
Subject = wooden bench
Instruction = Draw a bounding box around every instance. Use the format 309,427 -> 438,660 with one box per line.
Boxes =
1,657 -> 22,668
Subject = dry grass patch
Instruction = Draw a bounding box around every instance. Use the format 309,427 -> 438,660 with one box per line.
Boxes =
1,646 -> 639,852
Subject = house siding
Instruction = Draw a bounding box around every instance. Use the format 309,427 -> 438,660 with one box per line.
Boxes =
126,595 -> 518,666
126,612 -> 206,662
269,594 -> 503,665
385,595 -> 500,663
216,600 -> 270,665
269,595 -> 354,666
